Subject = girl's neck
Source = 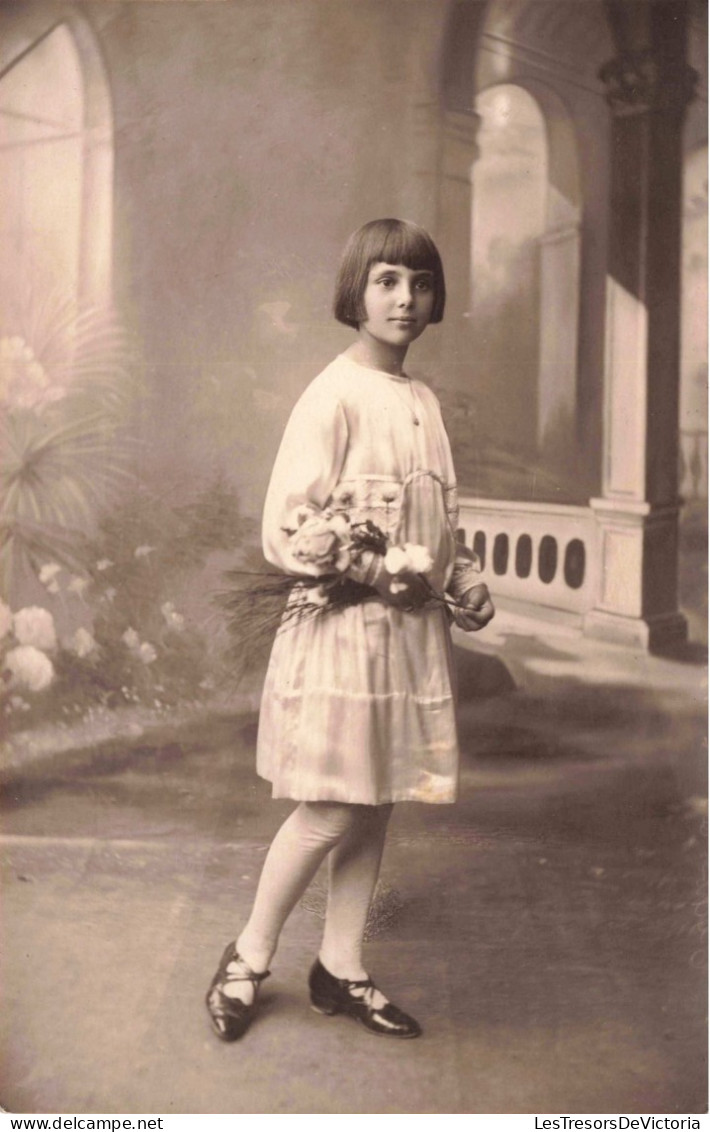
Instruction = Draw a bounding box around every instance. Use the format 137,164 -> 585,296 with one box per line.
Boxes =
344,333 -> 409,377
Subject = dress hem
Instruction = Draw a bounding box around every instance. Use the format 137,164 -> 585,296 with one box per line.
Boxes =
258,773 -> 458,805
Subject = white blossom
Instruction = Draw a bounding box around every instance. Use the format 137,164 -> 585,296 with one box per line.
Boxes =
70,627 -> 98,658
138,641 -> 157,664
134,545 -> 155,559
383,547 -> 409,576
67,575 -> 89,598
13,606 -> 57,651
403,543 -> 434,575
384,543 -> 433,577
39,562 -> 61,586
5,645 -> 55,692
161,602 -> 185,631
96,559 -> 113,572
122,627 -> 140,650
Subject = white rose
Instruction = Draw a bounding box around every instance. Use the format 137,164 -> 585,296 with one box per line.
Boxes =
0,599 -> 12,640
13,606 -> 57,651
403,543 -> 434,575
5,645 -> 55,692
383,547 -> 409,576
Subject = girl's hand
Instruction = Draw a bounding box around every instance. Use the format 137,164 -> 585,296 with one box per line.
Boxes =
452,583 -> 495,631
372,566 -> 430,611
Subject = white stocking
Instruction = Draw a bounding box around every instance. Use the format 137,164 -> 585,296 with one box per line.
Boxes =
233,801 -> 360,1000
319,803 -> 394,982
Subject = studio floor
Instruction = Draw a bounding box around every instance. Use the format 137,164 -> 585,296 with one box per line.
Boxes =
1,611 -> 707,1114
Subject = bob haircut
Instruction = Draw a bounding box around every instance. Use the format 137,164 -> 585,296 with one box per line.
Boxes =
333,218 -> 446,329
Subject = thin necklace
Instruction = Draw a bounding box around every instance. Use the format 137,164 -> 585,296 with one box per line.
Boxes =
345,352 -> 421,425
389,376 -> 420,425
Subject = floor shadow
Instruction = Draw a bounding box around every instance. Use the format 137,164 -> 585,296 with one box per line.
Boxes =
453,645 -> 517,702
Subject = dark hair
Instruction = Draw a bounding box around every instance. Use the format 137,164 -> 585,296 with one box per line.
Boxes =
333,218 -> 446,329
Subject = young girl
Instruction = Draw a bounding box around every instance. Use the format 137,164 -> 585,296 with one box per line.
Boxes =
206,218 -> 494,1042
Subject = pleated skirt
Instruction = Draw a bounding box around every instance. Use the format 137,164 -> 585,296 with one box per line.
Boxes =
256,599 -> 459,804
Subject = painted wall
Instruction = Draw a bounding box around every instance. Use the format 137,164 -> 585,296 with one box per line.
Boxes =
82,0 -> 451,516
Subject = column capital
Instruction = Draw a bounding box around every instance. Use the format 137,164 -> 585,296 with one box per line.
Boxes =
598,50 -> 698,117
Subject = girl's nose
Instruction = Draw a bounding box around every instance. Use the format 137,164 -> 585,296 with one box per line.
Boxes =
398,286 -> 414,307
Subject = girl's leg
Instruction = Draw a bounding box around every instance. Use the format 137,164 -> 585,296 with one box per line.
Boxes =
319,803 -> 394,981
227,800 -> 359,1003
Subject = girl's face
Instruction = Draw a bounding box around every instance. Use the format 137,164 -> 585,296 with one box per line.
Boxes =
359,262 -> 435,349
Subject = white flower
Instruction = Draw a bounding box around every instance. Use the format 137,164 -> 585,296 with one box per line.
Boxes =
134,545 -> 155,559
0,599 -> 12,640
103,587 -> 117,603
96,559 -> 113,572
327,513 -> 351,539
5,645 -> 55,692
70,627 -> 98,658
122,627 -> 140,650
67,575 -> 89,598
138,641 -> 157,664
403,543 -> 433,575
384,543 -> 433,576
161,602 -> 185,631
39,562 -> 61,586
13,606 -> 57,651
384,547 -> 409,576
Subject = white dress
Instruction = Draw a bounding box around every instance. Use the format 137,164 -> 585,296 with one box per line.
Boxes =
256,353 -> 463,805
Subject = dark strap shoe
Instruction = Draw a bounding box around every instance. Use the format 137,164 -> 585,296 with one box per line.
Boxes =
205,942 -> 270,1041
308,958 -> 421,1039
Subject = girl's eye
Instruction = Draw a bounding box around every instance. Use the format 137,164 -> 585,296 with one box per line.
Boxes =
378,278 -> 396,288
415,279 -> 432,291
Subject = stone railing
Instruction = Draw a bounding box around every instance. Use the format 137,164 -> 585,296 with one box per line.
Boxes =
457,497 -> 599,619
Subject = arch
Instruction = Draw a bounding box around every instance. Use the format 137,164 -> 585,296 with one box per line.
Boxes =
0,9 -> 113,316
437,0 -> 610,504
470,79 -> 582,478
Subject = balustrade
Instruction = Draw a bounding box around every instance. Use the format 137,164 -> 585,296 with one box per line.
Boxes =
458,497 -> 599,618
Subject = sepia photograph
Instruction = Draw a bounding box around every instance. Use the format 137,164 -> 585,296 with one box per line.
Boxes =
0,0 -> 707,1117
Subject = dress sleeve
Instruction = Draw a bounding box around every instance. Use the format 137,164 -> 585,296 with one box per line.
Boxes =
448,542 -> 486,601
262,383 -> 350,575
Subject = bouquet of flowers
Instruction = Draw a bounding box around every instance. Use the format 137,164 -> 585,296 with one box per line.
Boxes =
215,507 -> 480,679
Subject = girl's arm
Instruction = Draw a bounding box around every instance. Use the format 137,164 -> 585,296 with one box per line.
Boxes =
262,383 -> 350,577
262,382 -> 429,608
448,544 -> 494,631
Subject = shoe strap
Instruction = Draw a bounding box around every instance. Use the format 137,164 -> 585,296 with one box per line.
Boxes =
224,951 -> 271,985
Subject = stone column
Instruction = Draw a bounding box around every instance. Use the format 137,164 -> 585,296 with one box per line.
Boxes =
437,109 -> 481,379
584,36 -> 697,649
